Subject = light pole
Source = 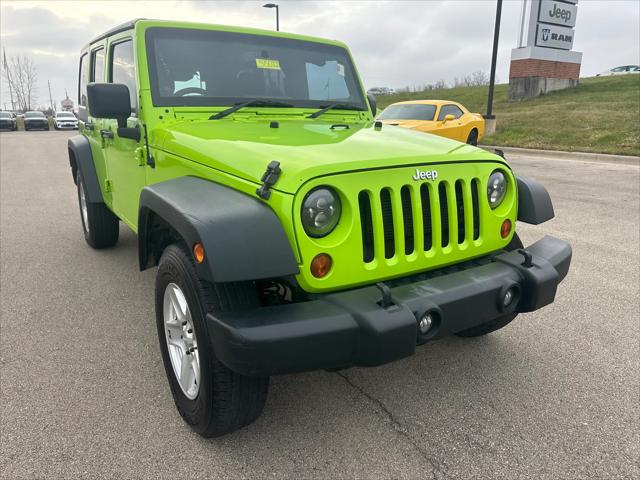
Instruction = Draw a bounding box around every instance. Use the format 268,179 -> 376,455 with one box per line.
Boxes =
263,3 -> 279,31
484,0 -> 502,137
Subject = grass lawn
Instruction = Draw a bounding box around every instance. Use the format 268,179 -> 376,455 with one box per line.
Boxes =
375,75 -> 640,156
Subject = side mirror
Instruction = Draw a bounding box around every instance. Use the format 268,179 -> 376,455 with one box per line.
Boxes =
367,94 -> 377,117
443,114 -> 455,123
87,83 -> 140,141
87,83 -> 131,128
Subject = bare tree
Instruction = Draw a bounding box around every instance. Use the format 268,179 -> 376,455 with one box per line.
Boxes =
3,54 -> 38,111
471,71 -> 489,86
434,79 -> 447,90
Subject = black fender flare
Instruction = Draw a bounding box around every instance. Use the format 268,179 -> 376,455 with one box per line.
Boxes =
516,176 -> 555,225
138,176 -> 300,283
67,135 -> 103,203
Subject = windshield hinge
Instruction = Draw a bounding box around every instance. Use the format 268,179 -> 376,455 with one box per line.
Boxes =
256,161 -> 281,200
143,124 -> 155,168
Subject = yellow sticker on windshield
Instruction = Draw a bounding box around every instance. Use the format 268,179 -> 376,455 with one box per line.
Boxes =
256,58 -> 281,70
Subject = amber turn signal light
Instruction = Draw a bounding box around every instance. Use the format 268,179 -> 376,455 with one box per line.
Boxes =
193,243 -> 205,264
500,219 -> 512,239
310,253 -> 332,278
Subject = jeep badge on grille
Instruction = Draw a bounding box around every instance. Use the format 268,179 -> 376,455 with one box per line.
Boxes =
412,169 -> 438,181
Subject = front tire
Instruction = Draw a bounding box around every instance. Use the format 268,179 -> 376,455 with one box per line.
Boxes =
76,171 -> 119,248
156,244 -> 269,438
456,234 -> 523,337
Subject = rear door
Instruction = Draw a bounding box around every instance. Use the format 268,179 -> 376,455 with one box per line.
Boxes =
102,35 -> 145,230
79,43 -> 112,207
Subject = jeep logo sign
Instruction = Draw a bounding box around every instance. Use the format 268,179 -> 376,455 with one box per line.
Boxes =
535,23 -> 574,50
538,0 -> 578,28
412,169 -> 438,181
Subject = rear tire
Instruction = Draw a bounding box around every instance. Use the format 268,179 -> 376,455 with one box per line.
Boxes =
76,171 -> 119,249
466,129 -> 478,146
456,234 -> 523,337
156,244 -> 269,438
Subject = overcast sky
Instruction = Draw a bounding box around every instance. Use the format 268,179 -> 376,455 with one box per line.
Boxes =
1,0 -> 639,109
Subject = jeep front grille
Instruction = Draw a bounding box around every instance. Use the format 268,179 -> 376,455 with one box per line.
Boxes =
358,179 -> 482,263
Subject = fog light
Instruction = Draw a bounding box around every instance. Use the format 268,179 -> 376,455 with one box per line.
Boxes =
419,313 -> 434,334
310,253 -> 332,278
503,288 -> 514,307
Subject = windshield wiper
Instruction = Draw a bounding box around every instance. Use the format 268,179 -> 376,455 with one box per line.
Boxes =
209,100 -> 294,120
307,103 -> 366,119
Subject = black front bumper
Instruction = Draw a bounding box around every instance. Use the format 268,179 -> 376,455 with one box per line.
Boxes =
208,236 -> 571,376
25,121 -> 48,128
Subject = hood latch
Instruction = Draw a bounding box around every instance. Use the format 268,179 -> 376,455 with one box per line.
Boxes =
256,161 -> 281,200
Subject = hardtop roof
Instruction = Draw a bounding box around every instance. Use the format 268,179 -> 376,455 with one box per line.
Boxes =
84,18 -> 347,50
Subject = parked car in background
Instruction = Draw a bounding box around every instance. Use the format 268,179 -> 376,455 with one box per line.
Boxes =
367,87 -> 395,95
378,100 -> 485,145
0,111 -> 18,131
24,111 -> 50,131
596,65 -> 640,76
53,111 -> 79,130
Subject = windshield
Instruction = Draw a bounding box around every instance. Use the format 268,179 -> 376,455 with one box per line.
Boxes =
25,112 -> 45,118
0,112 -> 10,118
56,112 -> 75,118
378,104 -> 437,121
145,27 -> 367,110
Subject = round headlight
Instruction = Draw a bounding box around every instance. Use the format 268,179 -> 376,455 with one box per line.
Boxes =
487,170 -> 507,209
301,187 -> 341,237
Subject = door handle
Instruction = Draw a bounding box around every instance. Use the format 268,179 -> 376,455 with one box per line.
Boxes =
100,129 -> 114,139
84,122 -> 95,131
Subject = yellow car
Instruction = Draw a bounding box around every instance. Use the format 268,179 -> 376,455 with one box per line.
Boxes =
378,100 -> 485,145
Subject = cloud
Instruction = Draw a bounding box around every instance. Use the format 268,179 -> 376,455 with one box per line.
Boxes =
0,0 -> 638,109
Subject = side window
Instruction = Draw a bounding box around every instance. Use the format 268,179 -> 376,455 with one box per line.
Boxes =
78,53 -> 89,106
110,40 -> 137,113
438,105 -> 464,121
91,47 -> 105,82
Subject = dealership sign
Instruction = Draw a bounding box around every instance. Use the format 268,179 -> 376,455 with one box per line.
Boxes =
529,0 -> 578,50
536,23 -> 574,50
538,0 -> 578,28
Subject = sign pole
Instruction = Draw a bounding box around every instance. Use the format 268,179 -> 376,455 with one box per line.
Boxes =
486,0 -> 503,118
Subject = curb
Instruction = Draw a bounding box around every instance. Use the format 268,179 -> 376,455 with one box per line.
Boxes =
479,145 -> 640,166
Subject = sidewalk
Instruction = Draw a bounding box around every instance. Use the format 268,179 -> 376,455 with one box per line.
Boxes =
479,145 -> 640,166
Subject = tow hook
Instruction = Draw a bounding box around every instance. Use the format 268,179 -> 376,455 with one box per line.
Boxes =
518,249 -> 534,268
376,282 -> 395,309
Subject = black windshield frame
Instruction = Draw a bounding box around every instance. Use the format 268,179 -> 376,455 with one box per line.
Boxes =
145,27 -> 367,110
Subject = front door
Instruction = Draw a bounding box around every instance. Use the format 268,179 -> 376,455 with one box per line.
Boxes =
436,104 -> 465,142
103,37 -> 146,230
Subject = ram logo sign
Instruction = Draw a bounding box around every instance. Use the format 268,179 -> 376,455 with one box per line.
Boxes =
538,0 -> 578,28
535,23 -> 574,50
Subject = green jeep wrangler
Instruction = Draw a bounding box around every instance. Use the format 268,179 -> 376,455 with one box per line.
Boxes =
69,19 -> 571,437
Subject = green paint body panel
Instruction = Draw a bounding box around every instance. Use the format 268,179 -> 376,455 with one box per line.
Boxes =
81,19 -> 517,293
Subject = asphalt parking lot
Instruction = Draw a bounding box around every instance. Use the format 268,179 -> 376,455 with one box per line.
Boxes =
1,130 -> 638,480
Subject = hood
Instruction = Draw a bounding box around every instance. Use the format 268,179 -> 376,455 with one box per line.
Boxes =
158,119 -> 498,194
